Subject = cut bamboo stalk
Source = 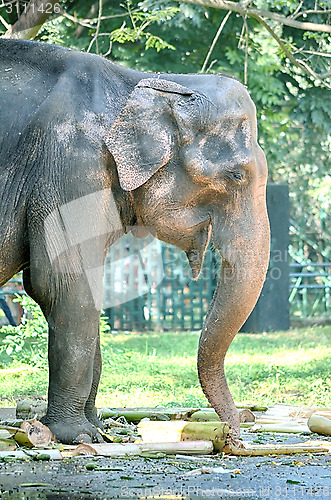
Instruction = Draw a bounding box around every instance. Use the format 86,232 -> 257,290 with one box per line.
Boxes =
314,410 -> 331,418
0,420 -> 24,429
262,404 -> 331,421
239,409 -> 255,423
73,440 -> 214,457
250,422 -> 310,434
308,414 -> 331,436
13,403 -> 269,424
224,441 -> 330,456
0,449 -> 62,459
189,410 -> 220,421
137,420 -> 229,451
0,428 -> 15,439
0,438 -> 16,451
99,408 -> 181,421
255,417 -> 299,423
236,404 -> 268,411
98,405 -> 267,422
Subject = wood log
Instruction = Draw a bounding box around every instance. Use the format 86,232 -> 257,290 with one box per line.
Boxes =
137,420 -> 230,451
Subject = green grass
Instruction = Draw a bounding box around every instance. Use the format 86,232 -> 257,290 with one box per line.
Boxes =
1,326 -> 330,409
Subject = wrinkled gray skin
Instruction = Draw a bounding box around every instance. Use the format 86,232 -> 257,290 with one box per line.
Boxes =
0,39 -> 270,444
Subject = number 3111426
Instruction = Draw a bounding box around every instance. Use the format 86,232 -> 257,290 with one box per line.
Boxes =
2,2 -> 61,15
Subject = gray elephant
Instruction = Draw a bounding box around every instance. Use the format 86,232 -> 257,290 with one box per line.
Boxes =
0,39 -> 270,443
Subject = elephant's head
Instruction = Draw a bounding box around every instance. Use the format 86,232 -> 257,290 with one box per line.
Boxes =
108,77 -> 270,437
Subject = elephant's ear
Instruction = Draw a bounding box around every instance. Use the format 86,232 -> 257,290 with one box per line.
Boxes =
107,78 -> 194,191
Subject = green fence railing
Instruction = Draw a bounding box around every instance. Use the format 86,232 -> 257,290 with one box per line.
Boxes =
1,250 -> 330,330
289,262 -> 331,319
103,236 -> 218,331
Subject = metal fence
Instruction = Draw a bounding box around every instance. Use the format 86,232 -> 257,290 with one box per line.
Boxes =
1,248 -> 330,330
103,234 -> 218,331
103,240 -> 330,329
289,262 -> 331,319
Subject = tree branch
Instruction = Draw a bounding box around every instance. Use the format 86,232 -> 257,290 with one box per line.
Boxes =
292,9 -> 331,20
0,14 -> 10,30
60,10 -> 94,30
87,0 -> 104,54
4,0 -> 60,40
59,8 -> 131,31
251,13 -> 331,88
201,10 -> 231,72
175,0 -> 331,33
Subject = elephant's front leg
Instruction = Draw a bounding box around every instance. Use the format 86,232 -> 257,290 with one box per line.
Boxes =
41,290 -> 103,444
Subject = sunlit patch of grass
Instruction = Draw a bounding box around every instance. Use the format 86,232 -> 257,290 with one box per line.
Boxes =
226,326 -> 331,407
0,364 -> 48,407
98,331 -> 204,408
1,326 -> 330,409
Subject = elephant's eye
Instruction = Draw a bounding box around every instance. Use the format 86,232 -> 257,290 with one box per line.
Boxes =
225,170 -> 244,182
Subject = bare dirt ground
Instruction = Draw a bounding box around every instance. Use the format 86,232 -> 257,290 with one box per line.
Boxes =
0,408 -> 330,500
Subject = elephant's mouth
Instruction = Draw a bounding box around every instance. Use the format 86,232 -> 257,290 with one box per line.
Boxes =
186,222 -> 212,280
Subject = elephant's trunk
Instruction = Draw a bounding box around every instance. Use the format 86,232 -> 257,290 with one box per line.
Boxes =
198,177 -> 270,438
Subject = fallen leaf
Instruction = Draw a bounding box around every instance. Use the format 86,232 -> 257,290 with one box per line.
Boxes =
19,483 -> 53,488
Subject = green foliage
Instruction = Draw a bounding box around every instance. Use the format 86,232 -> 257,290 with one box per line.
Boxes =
0,0 -> 329,261
0,295 -> 111,369
0,295 -> 48,368
110,2 -> 178,52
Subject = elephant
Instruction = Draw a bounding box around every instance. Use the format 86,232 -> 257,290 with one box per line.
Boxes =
0,38 -> 270,444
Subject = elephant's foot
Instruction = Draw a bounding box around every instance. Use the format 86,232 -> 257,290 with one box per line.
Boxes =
41,415 -> 104,444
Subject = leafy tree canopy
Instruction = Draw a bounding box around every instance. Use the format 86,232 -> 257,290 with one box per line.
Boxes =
1,0 -> 330,261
